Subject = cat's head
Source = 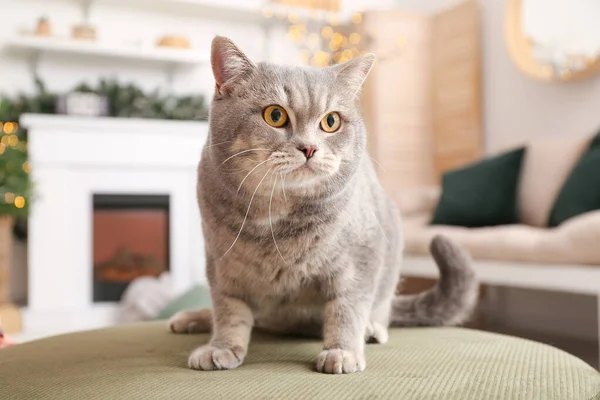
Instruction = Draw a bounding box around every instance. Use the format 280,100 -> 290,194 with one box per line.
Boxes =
207,36 -> 374,197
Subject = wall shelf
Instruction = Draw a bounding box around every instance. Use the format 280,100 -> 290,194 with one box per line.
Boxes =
5,36 -> 207,67
25,0 -> 266,24
9,0 -> 275,84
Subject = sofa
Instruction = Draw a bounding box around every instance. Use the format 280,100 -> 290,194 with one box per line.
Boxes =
398,134 -> 600,265
394,133 -> 600,366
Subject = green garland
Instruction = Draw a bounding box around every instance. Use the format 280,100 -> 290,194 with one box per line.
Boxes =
0,78 -> 208,218
71,79 -> 208,120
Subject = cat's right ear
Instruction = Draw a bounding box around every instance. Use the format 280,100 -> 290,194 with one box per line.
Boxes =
211,36 -> 256,95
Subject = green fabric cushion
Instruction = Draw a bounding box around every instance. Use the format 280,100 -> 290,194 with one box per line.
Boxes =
432,147 -> 526,227
155,284 -> 212,320
549,133 -> 600,227
1,322 -> 599,399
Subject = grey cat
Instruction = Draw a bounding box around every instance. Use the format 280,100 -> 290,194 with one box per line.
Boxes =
168,36 -> 478,374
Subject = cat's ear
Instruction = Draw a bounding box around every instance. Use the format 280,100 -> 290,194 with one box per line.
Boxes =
211,36 -> 256,95
330,53 -> 376,97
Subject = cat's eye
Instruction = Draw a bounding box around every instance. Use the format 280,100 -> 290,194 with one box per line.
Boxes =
263,105 -> 288,128
320,112 -> 341,133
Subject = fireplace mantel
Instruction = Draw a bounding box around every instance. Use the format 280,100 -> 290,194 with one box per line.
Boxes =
21,114 -> 209,335
21,114 -> 208,169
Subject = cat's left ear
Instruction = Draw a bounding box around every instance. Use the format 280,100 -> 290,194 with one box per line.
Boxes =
211,36 -> 256,95
330,53 -> 376,97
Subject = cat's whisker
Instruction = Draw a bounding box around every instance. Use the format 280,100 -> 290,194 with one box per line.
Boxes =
356,231 -> 367,246
324,175 -> 332,194
372,211 -> 392,248
281,171 -> 288,204
219,158 -> 263,175
219,148 -> 269,167
269,173 -> 288,265
325,175 -> 337,195
221,168 -> 273,260
206,140 -> 235,162
369,156 -> 387,173
205,139 -> 234,149
238,159 -> 271,193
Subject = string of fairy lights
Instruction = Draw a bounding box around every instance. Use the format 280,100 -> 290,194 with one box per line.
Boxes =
0,121 -> 28,212
262,0 -> 406,67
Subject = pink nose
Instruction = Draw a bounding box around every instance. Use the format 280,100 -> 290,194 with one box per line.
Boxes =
298,145 -> 318,159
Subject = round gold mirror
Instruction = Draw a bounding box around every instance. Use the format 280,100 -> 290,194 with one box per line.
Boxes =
505,0 -> 600,81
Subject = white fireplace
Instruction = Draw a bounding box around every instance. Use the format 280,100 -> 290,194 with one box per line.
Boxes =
20,114 -> 208,336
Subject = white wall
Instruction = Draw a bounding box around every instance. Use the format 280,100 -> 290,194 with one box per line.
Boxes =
480,0 -> 600,153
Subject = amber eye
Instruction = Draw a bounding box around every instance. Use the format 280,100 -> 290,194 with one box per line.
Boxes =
263,105 -> 288,128
320,112 -> 341,133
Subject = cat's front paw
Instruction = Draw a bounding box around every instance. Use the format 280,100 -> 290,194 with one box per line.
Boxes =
316,349 -> 365,374
188,344 -> 245,371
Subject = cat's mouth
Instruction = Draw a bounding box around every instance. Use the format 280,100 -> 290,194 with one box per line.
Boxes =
262,149 -> 338,184
292,160 -> 329,177
287,161 -> 334,186
296,163 -> 314,172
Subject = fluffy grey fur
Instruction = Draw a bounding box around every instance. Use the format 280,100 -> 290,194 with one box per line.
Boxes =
169,36 -> 479,374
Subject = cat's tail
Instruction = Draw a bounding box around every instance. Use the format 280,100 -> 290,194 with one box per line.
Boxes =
390,235 -> 479,327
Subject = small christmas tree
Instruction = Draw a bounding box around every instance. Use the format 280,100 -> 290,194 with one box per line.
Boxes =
0,109 -> 30,218
0,78 -> 54,218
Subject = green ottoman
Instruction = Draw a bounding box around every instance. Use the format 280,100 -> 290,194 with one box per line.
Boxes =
0,322 -> 599,399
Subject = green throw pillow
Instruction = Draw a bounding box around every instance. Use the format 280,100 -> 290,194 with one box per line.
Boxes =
548,133 -> 600,227
155,284 -> 212,320
431,147 -> 526,227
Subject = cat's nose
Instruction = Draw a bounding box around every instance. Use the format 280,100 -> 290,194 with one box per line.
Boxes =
298,145 -> 318,160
